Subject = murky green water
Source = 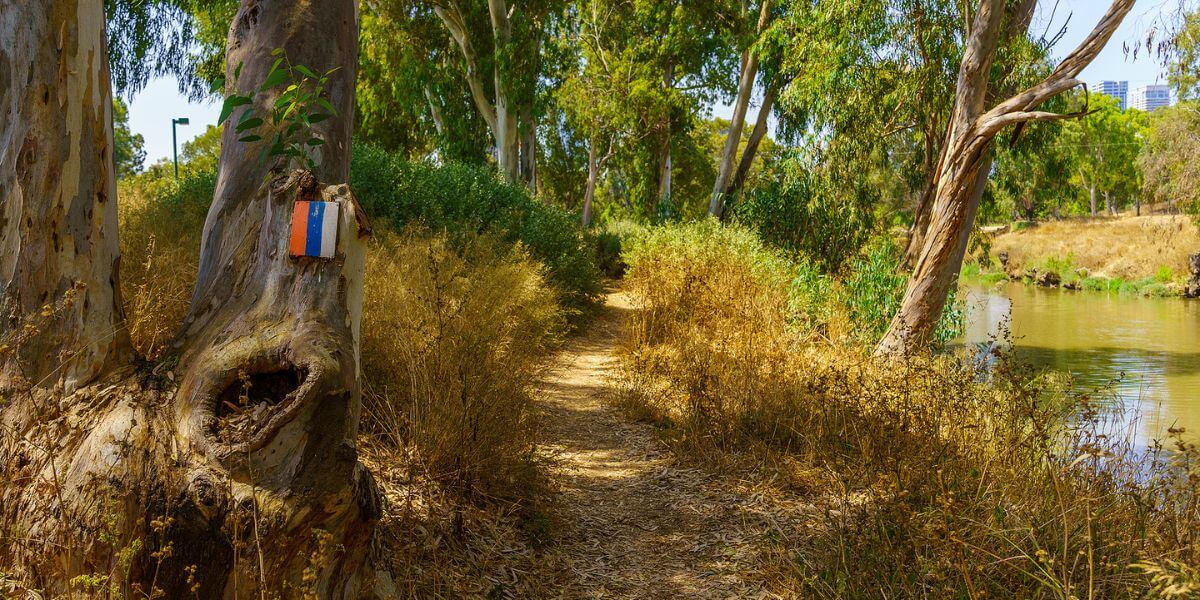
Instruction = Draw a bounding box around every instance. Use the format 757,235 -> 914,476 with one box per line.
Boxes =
961,282 -> 1200,447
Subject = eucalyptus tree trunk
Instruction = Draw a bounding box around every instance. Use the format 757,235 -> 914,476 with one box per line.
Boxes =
1,1 -> 387,597
876,0 -> 1135,356
583,140 -> 598,227
711,0 -> 773,218
0,0 -> 132,395
658,63 -> 675,214
725,79 -> 779,205
433,0 -> 523,184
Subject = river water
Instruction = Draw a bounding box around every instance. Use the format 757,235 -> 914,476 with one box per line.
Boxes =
961,282 -> 1200,448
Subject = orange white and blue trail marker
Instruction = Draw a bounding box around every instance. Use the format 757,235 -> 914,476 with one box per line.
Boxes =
289,201 -> 339,258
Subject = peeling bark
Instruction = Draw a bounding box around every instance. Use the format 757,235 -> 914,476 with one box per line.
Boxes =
2,1 -> 387,597
0,0 -> 132,394
877,0 -> 1134,355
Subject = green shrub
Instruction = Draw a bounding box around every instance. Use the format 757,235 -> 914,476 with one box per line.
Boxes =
837,238 -> 964,346
1082,276 -> 1112,292
1139,282 -> 1174,297
735,154 -> 875,273
594,230 -> 626,278
350,143 -> 602,313
1155,265 -> 1176,283
980,272 -> 1008,286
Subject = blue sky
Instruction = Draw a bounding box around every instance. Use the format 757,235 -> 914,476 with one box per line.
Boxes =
127,0 -> 1181,164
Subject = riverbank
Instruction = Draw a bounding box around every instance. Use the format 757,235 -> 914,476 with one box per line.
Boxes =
969,215 -> 1200,297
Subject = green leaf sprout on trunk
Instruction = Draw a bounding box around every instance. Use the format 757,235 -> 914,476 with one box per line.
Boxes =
213,48 -> 339,172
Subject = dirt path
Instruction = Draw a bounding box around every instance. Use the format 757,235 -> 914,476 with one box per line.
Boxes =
536,292 -> 799,599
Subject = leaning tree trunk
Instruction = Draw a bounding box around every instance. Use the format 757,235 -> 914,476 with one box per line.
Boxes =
1,1 -> 387,597
710,0 -> 772,218
724,78 -> 779,206
876,0 -> 1134,355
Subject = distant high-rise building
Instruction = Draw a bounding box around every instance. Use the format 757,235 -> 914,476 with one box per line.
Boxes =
1091,80 -> 1128,109
1130,84 -> 1172,112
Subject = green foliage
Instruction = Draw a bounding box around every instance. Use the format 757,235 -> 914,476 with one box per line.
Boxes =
350,144 -> 602,313
1033,254 -> 1086,287
179,125 -> 223,174
1170,7 -> 1200,101
112,98 -> 145,179
1082,276 -> 1120,293
1058,93 -> 1148,215
215,50 -> 340,171
837,238 -> 963,346
593,231 -> 626,278
1139,102 -> 1200,220
734,150 -> 876,273
105,0 -> 237,99
555,0 -> 741,217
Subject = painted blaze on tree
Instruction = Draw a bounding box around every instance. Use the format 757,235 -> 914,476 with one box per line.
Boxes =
0,0 -> 387,597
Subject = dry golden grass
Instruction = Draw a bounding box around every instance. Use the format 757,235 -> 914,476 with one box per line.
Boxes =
360,228 -> 565,507
618,221 -> 1200,597
991,215 -> 1200,280
117,181 -> 206,359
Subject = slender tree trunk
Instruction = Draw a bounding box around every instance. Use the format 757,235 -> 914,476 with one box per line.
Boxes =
903,137 -> 941,269
657,63 -> 675,214
1,1 -> 387,596
434,0 -> 522,183
494,85 -> 520,182
711,0 -> 772,218
725,79 -> 779,202
583,139 -> 598,227
519,109 -> 538,188
876,0 -> 1134,355
1090,184 -> 1097,216
426,86 -> 447,136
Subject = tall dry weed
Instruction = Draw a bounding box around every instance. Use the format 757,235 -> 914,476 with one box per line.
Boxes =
360,229 -> 564,506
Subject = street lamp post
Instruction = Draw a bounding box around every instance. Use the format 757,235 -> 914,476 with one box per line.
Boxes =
172,117 -> 190,178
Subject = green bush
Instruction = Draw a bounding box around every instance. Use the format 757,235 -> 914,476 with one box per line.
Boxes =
837,238 -> 964,346
1083,276 -> 1114,292
594,230 -> 626,279
1118,281 -> 1141,295
350,143 -> 602,313
1140,282 -> 1174,297
980,272 -> 1008,286
734,155 -> 875,273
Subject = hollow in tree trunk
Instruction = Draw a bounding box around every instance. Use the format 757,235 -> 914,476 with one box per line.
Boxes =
0,1 -> 387,597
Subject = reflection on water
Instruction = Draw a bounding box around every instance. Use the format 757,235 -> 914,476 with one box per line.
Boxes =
961,282 -> 1200,447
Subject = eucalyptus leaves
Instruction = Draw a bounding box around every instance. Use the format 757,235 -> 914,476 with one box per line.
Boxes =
214,48 -> 339,171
